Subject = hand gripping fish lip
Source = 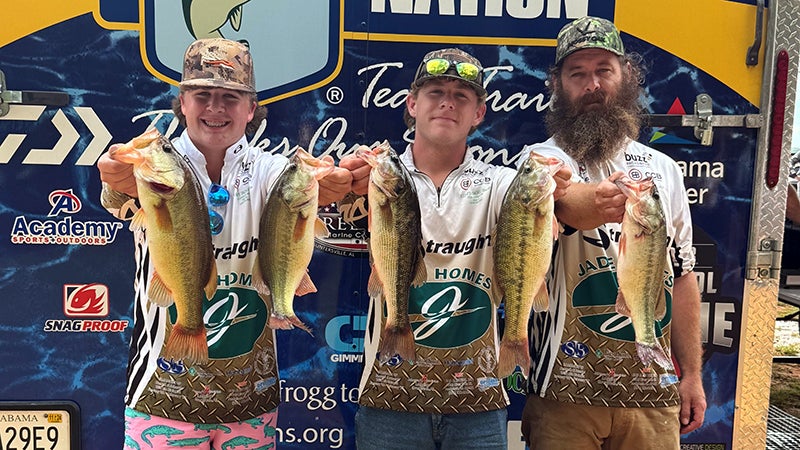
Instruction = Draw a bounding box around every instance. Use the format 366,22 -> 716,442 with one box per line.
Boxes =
614,176 -> 654,199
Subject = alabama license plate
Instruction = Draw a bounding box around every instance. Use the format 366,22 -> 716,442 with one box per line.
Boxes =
0,402 -> 80,450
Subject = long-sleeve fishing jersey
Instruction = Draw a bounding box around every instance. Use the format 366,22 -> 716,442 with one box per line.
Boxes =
102,131 -> 288,423
523,137 -> 695,408
358,149 -> 517,414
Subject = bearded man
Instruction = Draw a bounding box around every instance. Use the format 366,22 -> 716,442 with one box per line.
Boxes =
518,16 -> 707,450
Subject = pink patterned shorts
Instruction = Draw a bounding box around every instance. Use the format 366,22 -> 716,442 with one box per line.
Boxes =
123,407 -> 278,450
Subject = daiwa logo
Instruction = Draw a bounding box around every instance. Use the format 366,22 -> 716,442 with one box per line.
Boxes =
410,282 -> 492,348
11,189 -> 124,246
142,1 -> 342,101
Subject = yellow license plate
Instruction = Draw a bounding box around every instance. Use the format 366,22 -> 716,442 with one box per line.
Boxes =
0,402 -> 79,450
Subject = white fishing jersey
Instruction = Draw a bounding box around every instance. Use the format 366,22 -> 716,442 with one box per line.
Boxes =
103,131 -> 289,423
523,137 -> 695,408
358,148 -> 517,414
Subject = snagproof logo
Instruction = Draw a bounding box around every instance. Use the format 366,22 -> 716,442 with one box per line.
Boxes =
10,189 -> 124,246
43,283 -> 129,333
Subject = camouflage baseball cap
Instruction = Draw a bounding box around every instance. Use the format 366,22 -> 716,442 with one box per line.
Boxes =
412,48 -> 486,96
180,38 -> 256,93
555,16 -> 624,66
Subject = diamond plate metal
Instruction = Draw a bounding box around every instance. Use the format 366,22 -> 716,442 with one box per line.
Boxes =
734,281 -> 780,449
735,0 -> 800,448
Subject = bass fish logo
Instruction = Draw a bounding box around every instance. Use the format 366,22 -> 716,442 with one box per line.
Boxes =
141,0 -> 342,101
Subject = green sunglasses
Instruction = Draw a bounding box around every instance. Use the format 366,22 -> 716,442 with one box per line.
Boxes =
415,58 -> 484,84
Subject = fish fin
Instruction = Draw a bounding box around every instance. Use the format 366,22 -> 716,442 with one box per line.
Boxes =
366,266 -> 384,298
269,313 -> 313,335
615,291 -> 631,317
636,341 -> 674,371
295,270 -> 318,296
147,272 -> 174,307
204,259 -> 218,301
251,261 -> 271,298
229,5 -> 244,31
314,217 -> 329,238
293,216 -> 308,241
532,282 -> 549,312
129,209 -> 147,232
411,254 -> 427,287
378,325 -> 416,363
497,338 -> 530,379
552,216 -> 563,240
162,324 -> 208,364
618,231 -> 627,259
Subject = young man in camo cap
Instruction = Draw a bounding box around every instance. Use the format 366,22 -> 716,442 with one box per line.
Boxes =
98,38 -> 352,449
518,16 -> 706,449
339,47 -> 570,449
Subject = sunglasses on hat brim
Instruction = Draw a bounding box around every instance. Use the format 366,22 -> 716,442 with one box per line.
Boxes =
415,58 -> 483,85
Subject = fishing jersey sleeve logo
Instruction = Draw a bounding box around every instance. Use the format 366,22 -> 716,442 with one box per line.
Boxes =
408,281 -> 493,348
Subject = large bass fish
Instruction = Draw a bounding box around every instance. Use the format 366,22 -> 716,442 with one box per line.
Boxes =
254,147 -> 334,333
493,152 -> 561,378
358,142 -> 426,363
111,128 -> 217,364
614,177 -> 674,371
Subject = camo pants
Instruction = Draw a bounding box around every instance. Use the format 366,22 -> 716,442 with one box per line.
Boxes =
123,407 -> 277,450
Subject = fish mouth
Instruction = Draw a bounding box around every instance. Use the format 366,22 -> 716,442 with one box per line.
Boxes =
615,177 -> 655,199
149,181 -> 177,196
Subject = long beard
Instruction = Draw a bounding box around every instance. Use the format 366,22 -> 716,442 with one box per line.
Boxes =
546,75 -> 642,167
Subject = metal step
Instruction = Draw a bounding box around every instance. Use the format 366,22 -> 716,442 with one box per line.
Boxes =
767,405 -> 800,449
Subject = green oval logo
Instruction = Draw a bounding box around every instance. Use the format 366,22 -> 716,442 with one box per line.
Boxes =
169,287 -> 268,358
573,271 -> 671,342
409,281 -> 493,348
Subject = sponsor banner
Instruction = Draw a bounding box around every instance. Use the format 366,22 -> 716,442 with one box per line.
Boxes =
0,1 -> 760,448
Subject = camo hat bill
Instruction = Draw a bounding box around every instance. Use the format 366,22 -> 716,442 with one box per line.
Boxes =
412,48 -> 486,96
181,38 -> 256,93
555,16 -> 624,65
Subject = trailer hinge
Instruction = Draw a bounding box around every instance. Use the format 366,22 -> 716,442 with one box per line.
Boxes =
643,93 -> 763,146
745,0 -> 765,66
0,69 -> 69,117
746,238 -> 782,281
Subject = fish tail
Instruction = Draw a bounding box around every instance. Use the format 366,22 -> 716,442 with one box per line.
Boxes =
269,313 -> 313,335
497,338 -> 530,378
163,325 -> 208,364
636,341 -> 675,371
532,282 -> 549,312
378,325 -> 416,363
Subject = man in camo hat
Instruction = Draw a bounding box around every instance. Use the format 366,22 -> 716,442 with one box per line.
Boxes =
518,16 -> 707,449
97,38 -> 352,449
